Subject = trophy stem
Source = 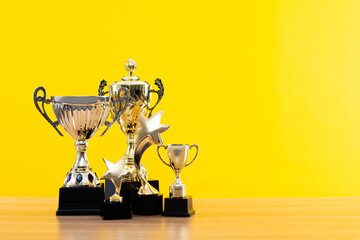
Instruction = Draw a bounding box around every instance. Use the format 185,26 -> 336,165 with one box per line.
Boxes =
74,140 -> 90,169
63,140 -> 100,187
170,171 -> 186,198
174,171 -> 182,185
122,133 -> 148,181
124,133 -> 136,166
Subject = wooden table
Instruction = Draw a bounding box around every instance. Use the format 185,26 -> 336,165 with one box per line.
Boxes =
0,197 -> 360,239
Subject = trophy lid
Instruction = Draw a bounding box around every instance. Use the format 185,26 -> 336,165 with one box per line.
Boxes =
109,58 -> 149,92
122,58 -> 140,81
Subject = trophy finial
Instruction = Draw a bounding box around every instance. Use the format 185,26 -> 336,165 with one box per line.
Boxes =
122,58 -> 139,81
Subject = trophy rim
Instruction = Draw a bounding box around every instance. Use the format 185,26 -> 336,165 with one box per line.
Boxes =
110,80 -> 149,86
51,96 -> 110,105
167,144 -> 189,148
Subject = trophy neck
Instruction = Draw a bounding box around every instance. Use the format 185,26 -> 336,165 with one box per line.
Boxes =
127,133 -> 136,144
174,171 -> 183,184
170,175 -> 186,198
73,140 -> 89,169
124,133 -> 136,164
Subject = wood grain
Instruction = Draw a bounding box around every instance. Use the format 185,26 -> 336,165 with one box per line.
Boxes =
0,197 -> 360,239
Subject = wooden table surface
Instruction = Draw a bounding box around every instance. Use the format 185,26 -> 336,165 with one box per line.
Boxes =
0,197 -> 360,239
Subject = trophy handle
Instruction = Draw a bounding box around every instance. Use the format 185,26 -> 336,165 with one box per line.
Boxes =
33,86 -> 64,136
98,79 -> 109,96
185,144 -> 199,166
148,78 -> 164,117
100,87 -> 130,136
157,144 -> 170,167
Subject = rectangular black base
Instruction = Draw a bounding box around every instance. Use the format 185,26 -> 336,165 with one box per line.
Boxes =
56,186 -> 104,216
132,194 -> 163,215
162,195 -> 195,217
101,200 -> 132,220
105,179 -> 159,204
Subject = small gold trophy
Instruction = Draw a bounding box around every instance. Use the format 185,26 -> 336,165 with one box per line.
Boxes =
157,144 -> 199,217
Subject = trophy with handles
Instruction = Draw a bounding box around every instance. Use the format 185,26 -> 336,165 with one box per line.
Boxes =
157,143 -> 199,217
33,86 -> 129,215
98,58 -> 164,202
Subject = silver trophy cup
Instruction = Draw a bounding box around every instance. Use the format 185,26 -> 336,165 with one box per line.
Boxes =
33,86 -> 129,187
157,144 -> 199,198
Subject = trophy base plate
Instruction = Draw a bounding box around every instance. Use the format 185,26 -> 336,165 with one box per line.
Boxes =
101,199 -> 132,220
56,186 -> 104,216
132,194 -> 163,215
105,179 -> 159,204
162,195 -> 195,217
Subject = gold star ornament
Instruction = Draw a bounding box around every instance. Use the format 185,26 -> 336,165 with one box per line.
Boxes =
100,158 -> 133,202
137,111 -> 170,144
134,111 -> 170,195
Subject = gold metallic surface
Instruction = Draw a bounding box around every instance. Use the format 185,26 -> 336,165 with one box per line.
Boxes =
122,58 -> 139,81
108,59 -> 163,181
134,112 -> 170,195
100,158 -> 133,203
157,144 -> 199,198
109,82 -> 151,181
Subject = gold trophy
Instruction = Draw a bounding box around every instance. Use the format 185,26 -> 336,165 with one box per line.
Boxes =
98,59 -> 164,186
157,144 -> 199,217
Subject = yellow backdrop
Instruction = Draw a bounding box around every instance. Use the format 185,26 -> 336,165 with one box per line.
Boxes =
1,0 -> 360,197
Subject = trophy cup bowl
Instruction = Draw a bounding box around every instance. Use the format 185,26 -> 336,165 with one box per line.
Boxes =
110,82 -> 152,179
157,143 -> 199,217
34,86 -> 129,215
51,96 -> 110,187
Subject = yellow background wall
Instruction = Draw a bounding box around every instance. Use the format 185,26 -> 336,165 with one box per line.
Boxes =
1,0 -> 360,197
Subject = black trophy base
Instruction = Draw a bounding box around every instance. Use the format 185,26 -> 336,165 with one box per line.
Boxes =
162,195 -> 195,217
101,199 -> 132,220
132,194 -> 163,215
56,186 -> 104,216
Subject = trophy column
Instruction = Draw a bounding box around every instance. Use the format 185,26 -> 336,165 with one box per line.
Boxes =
123,132 -> 148,180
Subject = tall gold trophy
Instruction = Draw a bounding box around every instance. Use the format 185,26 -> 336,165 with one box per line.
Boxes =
98,59 -> 164,199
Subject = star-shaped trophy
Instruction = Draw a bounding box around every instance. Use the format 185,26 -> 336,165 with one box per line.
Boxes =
132,111 -> 170,215
100,158 -> 133,202
100,159 -> 133,219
